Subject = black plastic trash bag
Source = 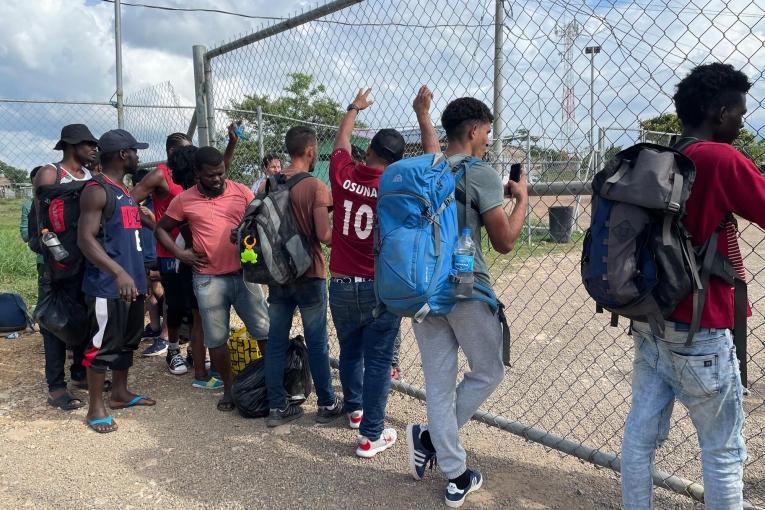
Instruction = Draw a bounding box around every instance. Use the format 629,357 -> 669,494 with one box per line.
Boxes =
284,335 -> 312,404
34,286 -> 89,347
232,358 -> 268,418
232,335 -> 313,419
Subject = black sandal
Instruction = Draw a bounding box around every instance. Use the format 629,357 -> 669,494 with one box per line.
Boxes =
47,391 -> 85,411
217,396 -> 235,412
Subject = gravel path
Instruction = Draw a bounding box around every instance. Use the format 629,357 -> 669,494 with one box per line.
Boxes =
0,332 -> 697,510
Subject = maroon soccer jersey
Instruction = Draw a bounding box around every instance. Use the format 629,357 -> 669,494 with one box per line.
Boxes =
328,148 -> 384,278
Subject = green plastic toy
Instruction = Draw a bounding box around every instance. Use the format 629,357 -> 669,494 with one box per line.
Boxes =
241,235 -> 258,264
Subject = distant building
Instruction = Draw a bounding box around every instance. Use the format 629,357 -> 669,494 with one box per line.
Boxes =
0,174 -> 15,198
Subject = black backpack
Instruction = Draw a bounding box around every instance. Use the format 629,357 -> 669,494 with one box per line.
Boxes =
33,166 -> 116,281
581,140 -> 746,347
237,173 -> 314,285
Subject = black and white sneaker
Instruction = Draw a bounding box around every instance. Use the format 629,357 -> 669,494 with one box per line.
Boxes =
166,348 -> 188,375
266,403 -> 304,428
445,469 -> 482,508
315,397 -> 343,424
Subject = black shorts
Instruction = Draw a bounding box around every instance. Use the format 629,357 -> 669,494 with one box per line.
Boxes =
158,258 -> 197,328
84,295 -> 145,373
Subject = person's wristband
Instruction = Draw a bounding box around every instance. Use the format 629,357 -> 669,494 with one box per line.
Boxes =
347,104 -> 361,113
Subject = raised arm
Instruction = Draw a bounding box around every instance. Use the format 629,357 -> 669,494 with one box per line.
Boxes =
414,85 -> 439,154
131,167 -> 168,204
223,123 -> 239,171
334,88 -> 373,154
482,172 -> 530,254
78,184 -> 138,302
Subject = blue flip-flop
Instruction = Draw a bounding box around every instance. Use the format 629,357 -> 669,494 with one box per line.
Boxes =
87,416 -> 117,433
110,394 -> 156,410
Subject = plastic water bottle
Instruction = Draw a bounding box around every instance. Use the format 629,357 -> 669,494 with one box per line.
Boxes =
41,229 -> 68,262
454,228 -> 475,298
234,120 -> 251,140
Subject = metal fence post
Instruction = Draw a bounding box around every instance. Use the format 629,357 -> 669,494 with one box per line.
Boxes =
114,0 -> 124,128
204,56 -> 216,147
192,45 -> 209,147
492,0 -> 504,160
257,106 -> 264,174
526,131 -> 532,244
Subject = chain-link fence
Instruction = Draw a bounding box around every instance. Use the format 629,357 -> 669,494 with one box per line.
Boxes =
197,0 -> 765,505
1,0 -> 764,505
0,82 -> 195,185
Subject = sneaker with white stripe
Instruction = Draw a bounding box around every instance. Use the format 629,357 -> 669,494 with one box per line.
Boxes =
406,423 -> 437,480
445,469 -> 483,508
355,428 -> 397,458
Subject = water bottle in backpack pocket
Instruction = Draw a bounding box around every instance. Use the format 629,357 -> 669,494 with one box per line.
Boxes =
375,153 -> 481,320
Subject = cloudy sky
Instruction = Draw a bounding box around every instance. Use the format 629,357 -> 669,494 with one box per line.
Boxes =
1,0 -> 764,170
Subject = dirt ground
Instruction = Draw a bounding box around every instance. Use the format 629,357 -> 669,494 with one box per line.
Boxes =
0,332 -> 700,510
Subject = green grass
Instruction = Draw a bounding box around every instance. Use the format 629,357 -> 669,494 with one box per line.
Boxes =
484,228 -> 585,272
0,199 -> 38,305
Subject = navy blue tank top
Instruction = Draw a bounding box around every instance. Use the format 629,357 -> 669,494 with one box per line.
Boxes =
82,176 -> 148,298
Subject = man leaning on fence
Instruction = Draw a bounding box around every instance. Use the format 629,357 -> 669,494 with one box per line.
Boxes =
406,96 -> 529,508
620,63 -> 765,509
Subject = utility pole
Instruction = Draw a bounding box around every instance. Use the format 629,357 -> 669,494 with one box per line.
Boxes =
492,0 -> 505,162
114,0 -> 124,128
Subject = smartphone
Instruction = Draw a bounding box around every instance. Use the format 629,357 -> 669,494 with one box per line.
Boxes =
509,163 -> 522,183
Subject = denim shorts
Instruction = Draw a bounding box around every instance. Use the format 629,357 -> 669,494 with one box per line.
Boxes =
192,273 -> 269,349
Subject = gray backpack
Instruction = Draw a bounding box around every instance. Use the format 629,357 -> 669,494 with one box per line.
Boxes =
238,173 -> 313,285
581,140 -> 745,347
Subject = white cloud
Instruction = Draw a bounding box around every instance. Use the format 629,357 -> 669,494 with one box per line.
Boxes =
2,0 -> 765,172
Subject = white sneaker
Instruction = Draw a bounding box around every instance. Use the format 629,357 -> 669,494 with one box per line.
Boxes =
348,410 -> 363,430
355,428 -> 397,458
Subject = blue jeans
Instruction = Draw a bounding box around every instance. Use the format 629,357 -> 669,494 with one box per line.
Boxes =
192,273 -> 270,348
621,321 -> 746,510
330,280 -> 400,441
265,279 -> 335,409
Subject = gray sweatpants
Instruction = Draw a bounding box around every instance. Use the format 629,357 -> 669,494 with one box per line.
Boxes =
412,300 -> 505,479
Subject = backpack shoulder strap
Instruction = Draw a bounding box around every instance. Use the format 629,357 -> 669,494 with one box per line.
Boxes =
672,136 -> 701,153
285,172 -> 312,190
53,163 -> 63,185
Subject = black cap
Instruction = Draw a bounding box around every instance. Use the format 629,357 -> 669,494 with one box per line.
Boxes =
53,124 -> 98,150
98,129 -> 149,153
370,128 -> 405,163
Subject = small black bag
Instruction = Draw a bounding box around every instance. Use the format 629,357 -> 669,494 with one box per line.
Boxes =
284,335 -> 312,404
33,286 -> 89,347
232,358 -> 268,418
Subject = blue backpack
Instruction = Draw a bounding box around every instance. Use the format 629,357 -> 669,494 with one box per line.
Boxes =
0,293 -> 32,334
375,153 -> 482,321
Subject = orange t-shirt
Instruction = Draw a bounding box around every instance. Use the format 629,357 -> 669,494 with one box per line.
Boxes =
165,180 -> 254,275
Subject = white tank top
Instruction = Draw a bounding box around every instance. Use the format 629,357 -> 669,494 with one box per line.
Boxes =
50,163 -> 92,184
